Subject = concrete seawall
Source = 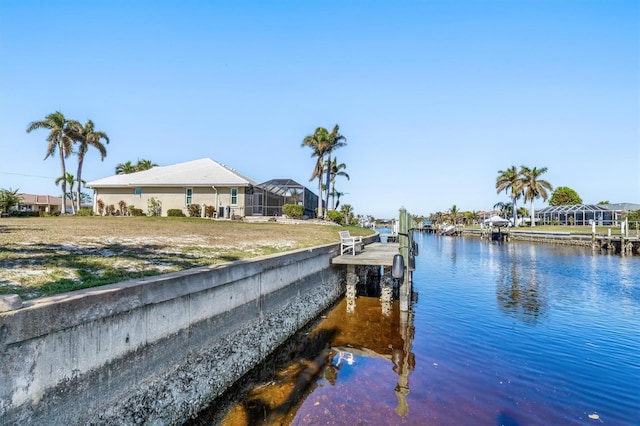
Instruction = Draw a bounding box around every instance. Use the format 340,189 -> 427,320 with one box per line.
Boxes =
460,229 -> 640,254
1,243 -> 346,425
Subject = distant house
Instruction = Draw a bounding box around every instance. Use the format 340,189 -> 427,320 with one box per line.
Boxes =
478,210 -> 502,222
85,158 -> 319,218
536,203 -> 640,226
16,194 -> 86,215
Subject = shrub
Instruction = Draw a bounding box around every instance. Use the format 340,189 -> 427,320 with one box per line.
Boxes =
118,200 -> 128,216
187,204 -> 201,217
167,209 -> 185,217
9,211 -> 39,217
97,199 -> 105,216
282,203 -> 304,219
129,208 -> 145,216
326,210 -> 344,224
147,197 -> 162,217
107,204 -> 116,216
77,208 -> 94,216
205,205 -> 216,218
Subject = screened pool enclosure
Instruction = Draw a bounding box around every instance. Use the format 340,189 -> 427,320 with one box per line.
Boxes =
536,204 -> 626,226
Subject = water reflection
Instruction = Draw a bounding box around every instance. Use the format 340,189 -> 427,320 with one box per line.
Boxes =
192,297 -> 415,425
495,244 -> 548,325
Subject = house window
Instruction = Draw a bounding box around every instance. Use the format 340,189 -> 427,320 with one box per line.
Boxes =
186,188 -> 193,204
231,188 -> 238,205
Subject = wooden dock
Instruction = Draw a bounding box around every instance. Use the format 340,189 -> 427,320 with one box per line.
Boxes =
331,242 -> 400,266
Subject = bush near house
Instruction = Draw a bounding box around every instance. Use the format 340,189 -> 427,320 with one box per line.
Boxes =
187,204 -> 201,217
118,201 -> 128,216
282,203 -> 304,219
326,210 -> 343,224
97,199 -> 105,216
167,209 -> 185,217
77,208 -> 94,216
147,197 -> 162,217
205,205 -> 216,218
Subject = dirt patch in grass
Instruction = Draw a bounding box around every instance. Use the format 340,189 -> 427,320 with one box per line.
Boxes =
0,216 -> 371,300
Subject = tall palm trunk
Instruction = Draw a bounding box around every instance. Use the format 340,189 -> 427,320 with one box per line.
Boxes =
317,177 -> 323,218
530,201 -> 536,227
324,153 -> 331,212
68,178 -> 76,215
59,146 -> 67,215
76,157 -> 84,212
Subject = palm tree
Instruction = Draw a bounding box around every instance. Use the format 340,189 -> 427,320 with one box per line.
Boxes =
329,157 -> 349,210
55,172 -> 77,214
465,210 -> 480,225
69,120 -> 109,212
288,188 -> 301,205
496,166 -> 523,226
340,203 -> 353,225
0,188 -> 22,215
26,111 -> 75,214
430,211 -> 445,225
448,204 -> 460,225
323,125 -> 347,212
520,166 -> 552,227
301,127 -> 331,218
136,159 -> 158,171
332,189 -> 348,209
493,201 -> 512,218
116,161 -> 137,175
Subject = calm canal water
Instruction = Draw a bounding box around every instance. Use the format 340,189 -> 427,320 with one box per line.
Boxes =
192,233 -> 640,425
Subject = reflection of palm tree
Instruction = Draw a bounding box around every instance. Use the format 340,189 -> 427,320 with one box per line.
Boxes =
496,248 -> 546,324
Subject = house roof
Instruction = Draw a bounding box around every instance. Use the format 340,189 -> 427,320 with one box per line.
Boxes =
603,203 -> 640,212
262,179 -> 304,187
17,193 -> 91,209
18,193 -> 60,206
86,158 -> 259,188
259,179 -> 307,197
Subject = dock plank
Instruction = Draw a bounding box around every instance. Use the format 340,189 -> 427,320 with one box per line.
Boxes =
331,242 -> 400,266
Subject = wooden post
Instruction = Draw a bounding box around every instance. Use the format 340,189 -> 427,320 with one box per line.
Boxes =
399,207 -> 412,312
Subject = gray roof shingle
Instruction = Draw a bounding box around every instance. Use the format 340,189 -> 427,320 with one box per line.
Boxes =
86,158 -> 259,188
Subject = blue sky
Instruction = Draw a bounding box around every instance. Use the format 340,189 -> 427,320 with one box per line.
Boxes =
1,0 -> 638,219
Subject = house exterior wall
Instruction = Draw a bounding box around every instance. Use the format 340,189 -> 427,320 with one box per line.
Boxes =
92,186 -> 249,217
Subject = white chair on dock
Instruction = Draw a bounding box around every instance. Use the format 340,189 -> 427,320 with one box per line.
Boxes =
339,231 -> 363,256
